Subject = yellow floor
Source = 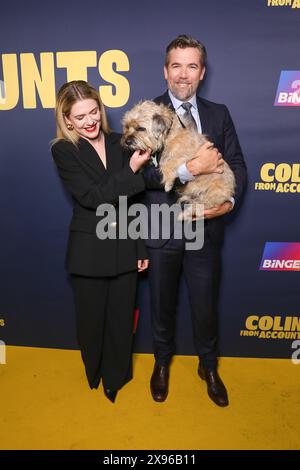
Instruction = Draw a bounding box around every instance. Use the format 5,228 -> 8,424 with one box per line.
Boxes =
0,346 -> 299,450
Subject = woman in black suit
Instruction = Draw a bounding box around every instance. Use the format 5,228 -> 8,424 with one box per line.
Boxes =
51,81 -> 150,402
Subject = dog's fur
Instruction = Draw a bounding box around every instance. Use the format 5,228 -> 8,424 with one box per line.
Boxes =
121,100 -> 235,220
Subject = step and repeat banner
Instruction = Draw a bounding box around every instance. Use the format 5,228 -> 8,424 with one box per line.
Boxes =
0,0 -> 299,359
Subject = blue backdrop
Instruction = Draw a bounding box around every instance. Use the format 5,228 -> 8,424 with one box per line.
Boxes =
1,0 -> 300,358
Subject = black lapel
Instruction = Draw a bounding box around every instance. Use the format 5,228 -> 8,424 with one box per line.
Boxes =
77,133 -> 122,176
104,133 -> 122,174
155,91 -> 174,110
78,138 -> 106,175
155,91 -> 184,129
196,96 -> 211,136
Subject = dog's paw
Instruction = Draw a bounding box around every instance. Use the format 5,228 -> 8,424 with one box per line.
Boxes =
164,182 -> 174,192
177,212 -> 184,222
177,209 -> 193,222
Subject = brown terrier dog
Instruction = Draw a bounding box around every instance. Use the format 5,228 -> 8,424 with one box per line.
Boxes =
122,100 -> 235,220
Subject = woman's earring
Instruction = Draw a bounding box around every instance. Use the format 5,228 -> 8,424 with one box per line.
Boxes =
67,124 -> 74,130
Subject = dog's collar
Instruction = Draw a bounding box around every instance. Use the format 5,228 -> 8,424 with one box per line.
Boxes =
151,152 -> 159,167
152,147 -> 164,167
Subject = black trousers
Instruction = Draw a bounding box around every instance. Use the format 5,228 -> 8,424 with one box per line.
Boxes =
70,271 -> 137,390
147,228 -> 221,369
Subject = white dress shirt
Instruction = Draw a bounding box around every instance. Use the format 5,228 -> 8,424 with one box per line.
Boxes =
168,90 -> 200,183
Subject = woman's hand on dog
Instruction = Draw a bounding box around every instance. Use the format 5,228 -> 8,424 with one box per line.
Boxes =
130,149 -> 152,173
186,142 -> 224,176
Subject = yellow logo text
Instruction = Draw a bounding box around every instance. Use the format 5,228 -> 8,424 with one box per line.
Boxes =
0,50 -> 130,110
267,0 -> 300,8
240,315 -> 300,339
255,163 -> 300,193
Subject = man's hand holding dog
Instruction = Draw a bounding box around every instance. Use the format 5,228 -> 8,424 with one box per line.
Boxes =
186,142 -> 224,176
203,201 -> 233,219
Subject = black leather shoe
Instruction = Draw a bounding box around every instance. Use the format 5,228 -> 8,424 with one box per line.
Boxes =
150,364 -> 169,402
198,364 -> 229,407
104,388 -> 118,403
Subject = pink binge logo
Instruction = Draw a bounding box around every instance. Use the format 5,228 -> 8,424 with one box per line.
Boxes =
260,242 -> 300,271
274,71 -> 300,106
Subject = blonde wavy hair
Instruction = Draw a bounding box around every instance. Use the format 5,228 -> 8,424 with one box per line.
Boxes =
52,80 -> 111,147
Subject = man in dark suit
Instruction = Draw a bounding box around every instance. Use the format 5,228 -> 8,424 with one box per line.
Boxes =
142,35 -> 247,407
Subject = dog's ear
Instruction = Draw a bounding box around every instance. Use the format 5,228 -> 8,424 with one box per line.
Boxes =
152,113 -> 171,139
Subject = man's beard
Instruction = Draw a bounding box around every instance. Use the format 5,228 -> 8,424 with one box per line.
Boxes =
171,83 -> 196,101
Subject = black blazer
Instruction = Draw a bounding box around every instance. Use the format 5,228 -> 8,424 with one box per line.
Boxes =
141,91 -> 248,247
52,132 -> 148,277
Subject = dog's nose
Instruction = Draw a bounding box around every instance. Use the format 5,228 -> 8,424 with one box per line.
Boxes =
125,137 -> 134,146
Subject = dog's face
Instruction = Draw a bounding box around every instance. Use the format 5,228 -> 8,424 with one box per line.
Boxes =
121,101 -> 174,152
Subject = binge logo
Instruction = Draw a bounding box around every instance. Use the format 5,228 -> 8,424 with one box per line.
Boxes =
260,242 -> 300,271
274,71 -> 300,106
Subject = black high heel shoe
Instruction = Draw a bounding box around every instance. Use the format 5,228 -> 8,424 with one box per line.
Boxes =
104,388 -> 118,403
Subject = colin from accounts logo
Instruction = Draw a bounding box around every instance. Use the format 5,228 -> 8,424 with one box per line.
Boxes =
240,315 -> 300,340
255,163 -> 300,193
274,71 -> 300,106
260,242 -> 300,271
267,0 -> 300,8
